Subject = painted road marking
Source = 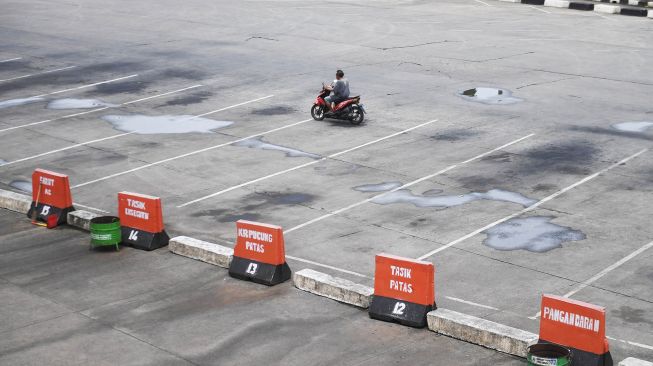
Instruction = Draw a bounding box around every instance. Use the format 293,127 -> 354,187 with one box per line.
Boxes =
286,255 -> 369,278
1,94 -> 272,166
0,66 -> 77,83
177,120 -> 438,207
446,296 -> 499,311
72,117 -> 311,189
284,134 -> 535,234
0,133 -> 134,166
32,74 -> 139,98
417,149 -> 648,261
0,84 -> 203,133
73,202 -> 110,214
530,239 -> 653,319
0,57 -> 22,63
474,0 -> 492,6
529,5 -> 551,13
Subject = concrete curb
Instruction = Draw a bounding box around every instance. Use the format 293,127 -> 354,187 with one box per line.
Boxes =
169,236 -> 233,268
619,358 -> 653,366
293,269 -> 373,308
427,308 -> 538,357
491,0 -> 650,17
544,0 -> 571,7
67,210 -> 99,231
0,189 -> 31,214
595,3 -> 622,12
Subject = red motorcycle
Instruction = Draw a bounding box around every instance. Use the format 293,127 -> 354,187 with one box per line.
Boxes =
311,84 -> 365,125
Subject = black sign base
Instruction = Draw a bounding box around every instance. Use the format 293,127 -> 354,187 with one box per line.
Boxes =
228,256 -> 291,286
27,202 -> 74,226
369,295 -> 436,328
538,340 -> 613,366
120,226 -> 170,251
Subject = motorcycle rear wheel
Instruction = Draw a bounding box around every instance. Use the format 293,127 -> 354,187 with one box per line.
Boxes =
350,106 -> 364,125
311,105 -> 325,121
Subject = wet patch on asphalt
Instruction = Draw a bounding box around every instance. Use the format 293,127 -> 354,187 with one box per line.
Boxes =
483,216 -> 585,252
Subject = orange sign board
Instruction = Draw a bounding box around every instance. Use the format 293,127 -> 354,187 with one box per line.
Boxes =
373,253 -> 435,306
539,294 -> 608,355
233,220 -> 285,265
31,169 -> 73,208
118,192 -> 164,233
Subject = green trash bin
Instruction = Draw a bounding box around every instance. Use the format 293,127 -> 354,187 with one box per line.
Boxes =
90,216 -> 121,251
527,343 -> 572,366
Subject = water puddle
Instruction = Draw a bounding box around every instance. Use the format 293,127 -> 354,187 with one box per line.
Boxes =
483,216 -> 585,252
353,181 -> 403,192
9,180 -> 32,193
0,97 -> 45,109
371,188 -> 536,208
232,137 -> 321,159
458,87 -> 522,105
47,98 -> 118,109
101,114 -> 233,134
611,121 -> 653,133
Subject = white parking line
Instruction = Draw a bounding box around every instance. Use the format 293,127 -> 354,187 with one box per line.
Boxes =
1,93 -> 271,167
72,116 -> 313,190
177,120 -> 438,208
445,296 -> 500,310
0,66 -> 76,83
0,84 -> 202,133
33,74 -> 139,98
0,132 -> 133,166
284,134 -> 535,234
607,336 -> 653,351
530,239 -> 653,319
73,202 -> 110,214
474,0 -> 492,6
0,57 -> 22,63
529,5 -> 551,13
417,148 -> 648,261
286,255 -> 369,278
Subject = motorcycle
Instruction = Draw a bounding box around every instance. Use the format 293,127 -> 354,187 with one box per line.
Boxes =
311,83 -> 365,125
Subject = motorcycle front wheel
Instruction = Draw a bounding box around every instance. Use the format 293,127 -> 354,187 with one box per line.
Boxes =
311,104 -> 325,121
349,105 -> 364,125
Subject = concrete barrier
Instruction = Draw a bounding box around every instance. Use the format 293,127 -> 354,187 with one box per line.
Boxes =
619,358 -> 653,366
427,308 -> 538,357
0,189 -> 31,214
293,269 -> 373,308
544,0 -> 571,7
595,3 -> 621,12
169,236 -> 233,268
67,210 -> 99,231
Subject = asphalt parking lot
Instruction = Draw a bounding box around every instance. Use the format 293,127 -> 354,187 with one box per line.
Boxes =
1,0 -> 652,364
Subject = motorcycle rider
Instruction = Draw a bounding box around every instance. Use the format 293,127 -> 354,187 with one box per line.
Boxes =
324,69 -> 349,111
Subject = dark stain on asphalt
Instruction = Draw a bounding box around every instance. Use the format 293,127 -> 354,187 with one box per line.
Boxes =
532,183 -> 559,192
0,59 -> 32,71
520,141 -> 599,175
191,192 -> 316,221
612,306 -> 653,326
159,68 -> 207,80
94,80 -> 150,94
409,218 -> 429,227
163,91 -> 213,106
568,125 -> 653,142
0,61 -> 144,96
431,129 -> 479,141
481,152 -> 513,163
190,209 -> 261,223
251,106 -> 296,115
457,175 -> 505,191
